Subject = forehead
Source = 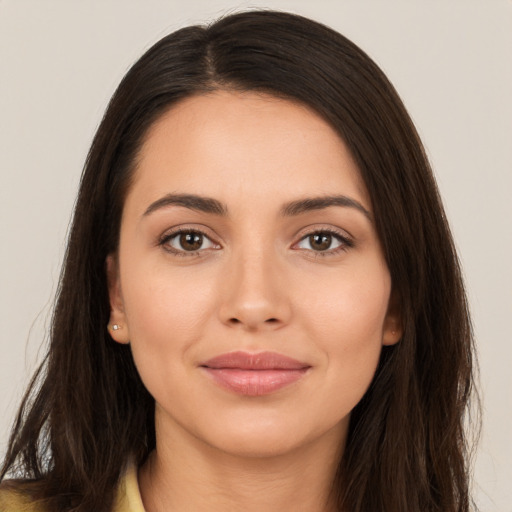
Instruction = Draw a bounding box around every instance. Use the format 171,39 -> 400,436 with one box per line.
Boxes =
127,90 -> 370,213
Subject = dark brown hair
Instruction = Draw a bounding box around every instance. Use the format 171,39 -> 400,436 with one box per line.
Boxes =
1,10 -> 478,511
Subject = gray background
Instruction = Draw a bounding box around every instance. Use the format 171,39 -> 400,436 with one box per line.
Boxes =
1,1 -> 511,510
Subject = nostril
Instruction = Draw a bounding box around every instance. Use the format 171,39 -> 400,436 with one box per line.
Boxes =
227,317 -> 279,327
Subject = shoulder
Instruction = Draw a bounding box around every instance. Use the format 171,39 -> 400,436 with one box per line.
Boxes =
113,462 -> 146,512
0,463 -> 144,512
0,482 -> 45,512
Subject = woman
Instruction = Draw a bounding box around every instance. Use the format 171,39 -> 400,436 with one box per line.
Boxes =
0,10 -> 477,512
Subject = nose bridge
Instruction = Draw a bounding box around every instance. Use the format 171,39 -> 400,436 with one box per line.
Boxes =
219,239 -> 290,329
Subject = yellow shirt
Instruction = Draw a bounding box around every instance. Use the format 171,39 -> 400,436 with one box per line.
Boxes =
0,463 -> 146,512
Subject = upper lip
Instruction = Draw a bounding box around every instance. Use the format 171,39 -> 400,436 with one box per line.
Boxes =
200,351 -> 310,370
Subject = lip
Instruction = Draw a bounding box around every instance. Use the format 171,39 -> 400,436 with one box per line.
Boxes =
200,351 -> 311,396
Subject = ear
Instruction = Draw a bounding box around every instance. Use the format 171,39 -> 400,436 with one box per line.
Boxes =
382,289 -> 403,346
106,254 -> 130,344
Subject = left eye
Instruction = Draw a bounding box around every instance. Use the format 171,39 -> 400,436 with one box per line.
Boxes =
164,231 -> 217,252
296,232 -> 345,252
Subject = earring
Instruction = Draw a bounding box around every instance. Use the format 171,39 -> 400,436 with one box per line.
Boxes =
110,324 -> 121,331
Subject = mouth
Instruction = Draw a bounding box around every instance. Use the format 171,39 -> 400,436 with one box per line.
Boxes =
199,351 -> 311,396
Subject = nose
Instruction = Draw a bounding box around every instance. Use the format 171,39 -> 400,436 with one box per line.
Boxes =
218,247 -> 292,331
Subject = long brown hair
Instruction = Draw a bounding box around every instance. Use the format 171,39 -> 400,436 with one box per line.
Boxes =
1,10 -> 478,511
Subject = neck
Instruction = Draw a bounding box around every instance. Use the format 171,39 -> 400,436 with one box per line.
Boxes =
138,418 -> 346,512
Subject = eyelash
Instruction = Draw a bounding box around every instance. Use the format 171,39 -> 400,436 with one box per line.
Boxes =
294,228 -> 354,257
158,227 -> 354,257
159,228 -> 218,257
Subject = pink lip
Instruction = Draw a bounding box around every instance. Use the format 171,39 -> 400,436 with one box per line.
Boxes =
200,351 -> 311,396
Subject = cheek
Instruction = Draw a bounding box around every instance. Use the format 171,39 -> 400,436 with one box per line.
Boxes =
298,263 -> 390,396
119,262 -> 218,376
300,263 -> 390,345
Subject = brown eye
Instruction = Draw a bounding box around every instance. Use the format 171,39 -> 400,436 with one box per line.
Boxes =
309,233 -> 332,251
163,230 -> 217,254
296,231 -> 347,253
179,232 -> 203,251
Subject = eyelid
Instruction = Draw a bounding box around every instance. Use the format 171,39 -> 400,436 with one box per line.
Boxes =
158,225 -> 222,256
291,225 -> 354,253
156,223 -> 354,257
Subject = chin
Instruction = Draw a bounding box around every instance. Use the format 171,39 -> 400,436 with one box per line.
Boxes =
212,432 -> 307,459
199,414 -> 348,460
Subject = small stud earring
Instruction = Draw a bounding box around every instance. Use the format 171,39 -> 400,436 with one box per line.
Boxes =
111,324 -> 121,331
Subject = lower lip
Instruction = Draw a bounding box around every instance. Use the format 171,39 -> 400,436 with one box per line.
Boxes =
202,368 -> 309,396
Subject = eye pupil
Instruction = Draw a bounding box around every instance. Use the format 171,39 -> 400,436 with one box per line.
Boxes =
310,233 -> 332,251
180,232 -> 203,251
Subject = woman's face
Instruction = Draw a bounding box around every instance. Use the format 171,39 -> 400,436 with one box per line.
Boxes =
108,91 -> 401,458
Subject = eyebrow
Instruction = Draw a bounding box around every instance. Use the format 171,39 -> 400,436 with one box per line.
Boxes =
143,193 -> 371,220
281,195 -> 371,220
143,193 -> 227,216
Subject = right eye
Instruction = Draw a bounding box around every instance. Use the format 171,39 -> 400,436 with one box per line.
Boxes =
160,230 -> 219,255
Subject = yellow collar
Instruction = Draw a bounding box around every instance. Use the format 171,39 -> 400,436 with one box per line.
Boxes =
113,462 -> 146,512
0,463 -> 146,512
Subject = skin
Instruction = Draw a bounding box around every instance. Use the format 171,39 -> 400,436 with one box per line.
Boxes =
107,90 -> 402,512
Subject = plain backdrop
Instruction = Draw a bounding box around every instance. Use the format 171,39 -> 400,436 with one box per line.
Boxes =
1,0 -> 511,510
